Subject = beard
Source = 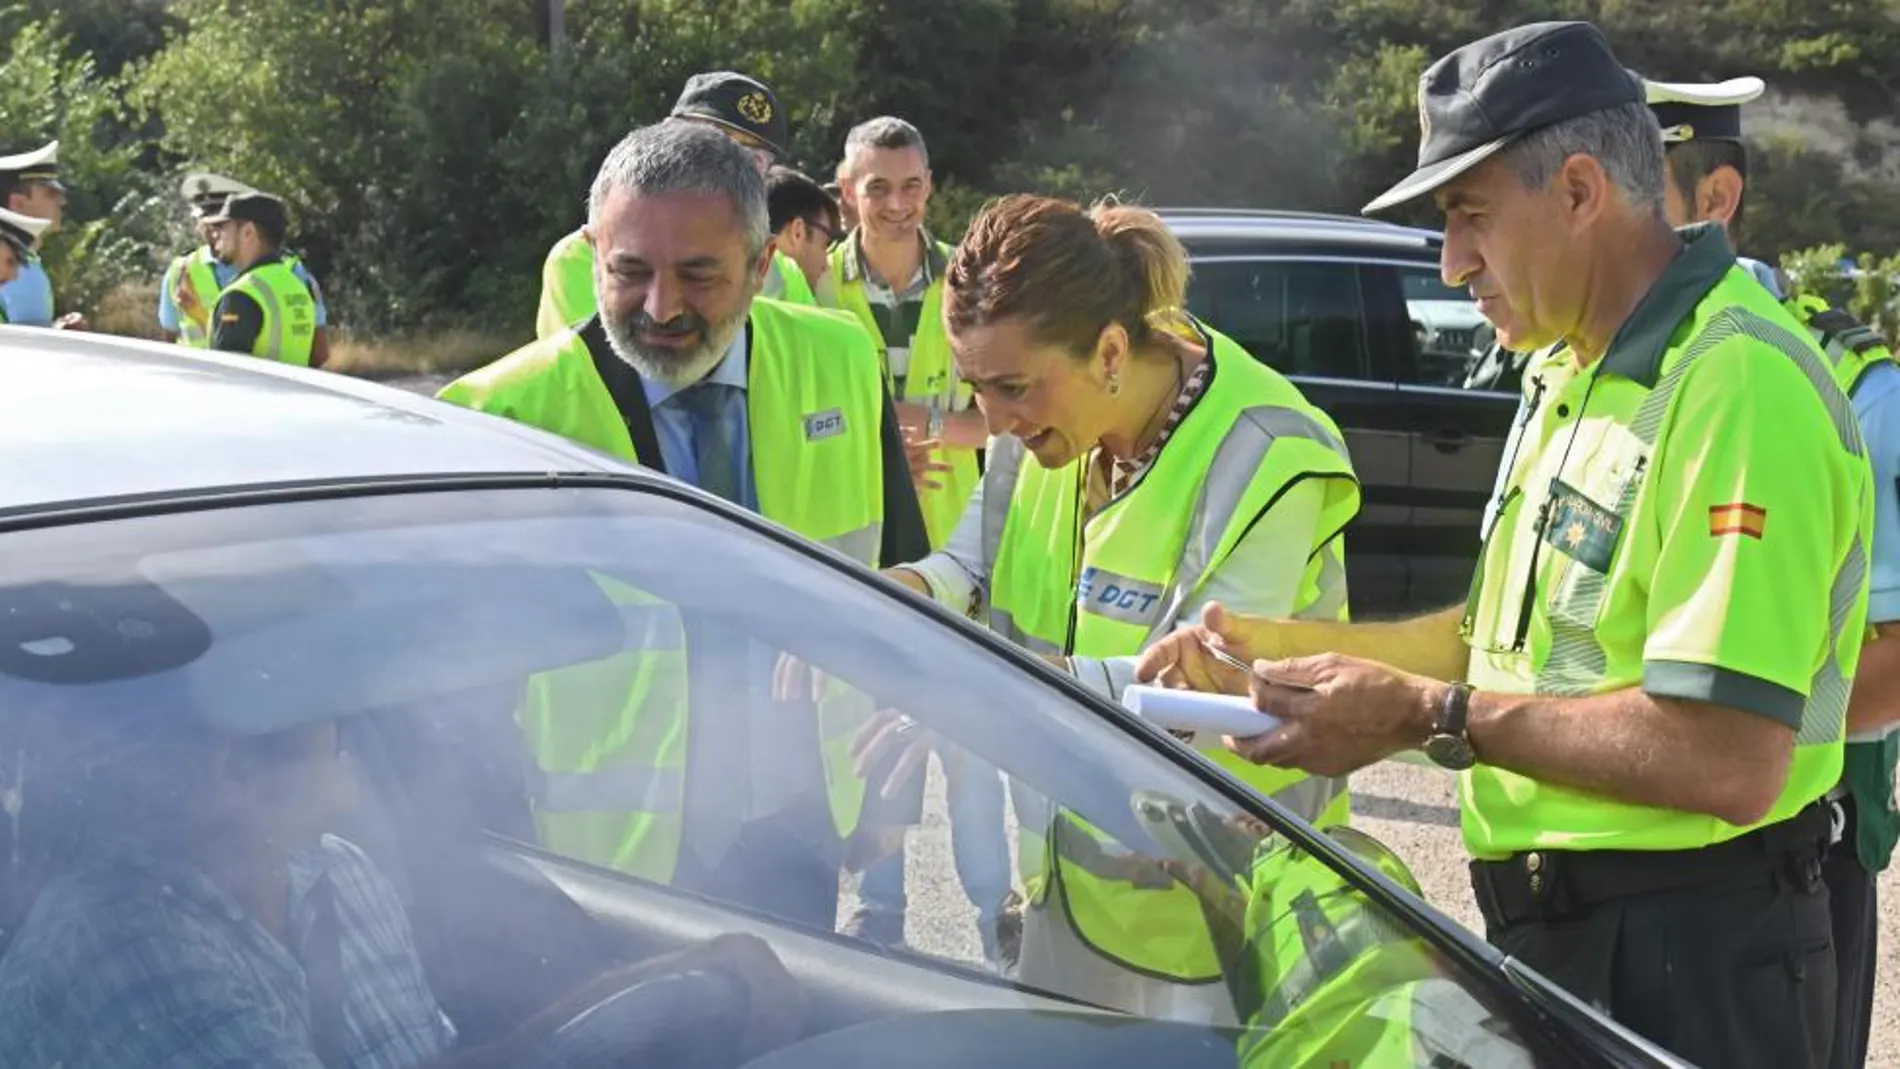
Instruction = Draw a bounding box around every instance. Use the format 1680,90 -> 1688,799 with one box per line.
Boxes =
601,291 -> 753,387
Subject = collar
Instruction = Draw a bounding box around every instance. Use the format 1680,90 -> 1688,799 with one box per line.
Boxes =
1599,222 -> 1736,388
234,251 -> 286,280
642,323 -> 750,408
839,227 -> 947,287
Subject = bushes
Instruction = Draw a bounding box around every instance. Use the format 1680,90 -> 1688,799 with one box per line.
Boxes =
15,0 -> 1900,349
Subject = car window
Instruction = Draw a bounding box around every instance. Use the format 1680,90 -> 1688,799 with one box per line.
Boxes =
1396,265 -> 1521,392
0,485 -> 1554,1067
1184,260 -> 1372,380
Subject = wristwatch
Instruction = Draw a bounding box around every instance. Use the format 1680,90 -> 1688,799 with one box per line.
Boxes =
926,400 -> 944,440
1423,681 -> 1477,771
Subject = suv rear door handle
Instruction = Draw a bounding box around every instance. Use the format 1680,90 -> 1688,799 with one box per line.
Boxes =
1424,428 -> 1470,453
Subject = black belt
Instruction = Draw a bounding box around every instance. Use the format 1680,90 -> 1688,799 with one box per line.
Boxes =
1470,802 -> 1832,928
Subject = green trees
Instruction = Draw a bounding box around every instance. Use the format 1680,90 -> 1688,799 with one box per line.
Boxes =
9,0 -> 1899,341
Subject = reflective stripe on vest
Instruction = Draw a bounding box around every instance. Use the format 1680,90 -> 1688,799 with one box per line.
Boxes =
438,302 -> 886,882
984,325 -> 1362,982
224,260 -> 316,366
825,236 -> 978,550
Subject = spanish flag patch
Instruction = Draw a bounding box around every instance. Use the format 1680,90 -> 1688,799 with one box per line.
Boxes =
1709,502 -> 1767,539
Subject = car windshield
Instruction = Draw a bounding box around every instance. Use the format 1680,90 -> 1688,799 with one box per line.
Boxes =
0,482 -> 1555,1067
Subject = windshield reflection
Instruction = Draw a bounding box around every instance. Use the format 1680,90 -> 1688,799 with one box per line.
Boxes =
0,484 -> 1543,1068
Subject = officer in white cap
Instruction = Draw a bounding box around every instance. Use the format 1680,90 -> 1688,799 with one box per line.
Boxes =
1643,69 -> 1900,1069
0,207 -> 53,309
0,140 -> 82,330
160,172 -> 332,358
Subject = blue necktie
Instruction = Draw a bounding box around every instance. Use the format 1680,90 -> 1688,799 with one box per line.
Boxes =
672,380 -> 753,873
675,381 -> 743,504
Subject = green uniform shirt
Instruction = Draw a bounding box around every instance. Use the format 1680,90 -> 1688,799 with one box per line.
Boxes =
1460,224 -> 1874,859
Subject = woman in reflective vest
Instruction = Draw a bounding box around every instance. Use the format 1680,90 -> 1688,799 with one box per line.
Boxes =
885,194 -> 1362,1019
438,298 -> 884,887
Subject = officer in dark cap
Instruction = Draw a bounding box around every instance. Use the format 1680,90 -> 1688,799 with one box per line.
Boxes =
1643,69 -> 1900,1069
535,71 -> 800,339
0,140 -> 83,330
1141,20 -> 1862,1068
670,71 -> 791,176
201,192 -> 322,368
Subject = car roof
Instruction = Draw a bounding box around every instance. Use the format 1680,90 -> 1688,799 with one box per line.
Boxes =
1151,206 -> 1446,258
0,327 -> 643,515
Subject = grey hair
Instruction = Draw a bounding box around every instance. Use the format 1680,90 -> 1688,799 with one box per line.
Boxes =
1501,102 -> 1666,218
587,121 -> 770,260
843,116 -> 929,172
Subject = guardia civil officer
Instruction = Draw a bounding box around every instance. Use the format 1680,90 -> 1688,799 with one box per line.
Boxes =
202,193 -> 323,367
869,192 -> 1361,1019
1139,22 -> 1868,1068
162,172 -> 332,359
438,122 -> 929,933
1642,72 -> 1900,1069
0,141 -> 82,329
535,71 -> 801,338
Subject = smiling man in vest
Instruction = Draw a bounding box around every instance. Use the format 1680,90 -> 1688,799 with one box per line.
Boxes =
819,117 -> 983,551
203,192 -> 323,368
439,121 -> 928,930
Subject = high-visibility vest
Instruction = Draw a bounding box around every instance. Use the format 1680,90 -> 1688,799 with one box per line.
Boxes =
165,246 -> 223,348
1228,828 -> 1533,1066
772,251 -> 816,306
986,323 -> 1361,982
823,234 -> 977,550
219,259 -> 317,366
437,299 -> 886,882
536,229 -> 596,340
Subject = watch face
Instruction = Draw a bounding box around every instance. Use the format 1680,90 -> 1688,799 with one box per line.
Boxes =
1425,734 -> 1476,771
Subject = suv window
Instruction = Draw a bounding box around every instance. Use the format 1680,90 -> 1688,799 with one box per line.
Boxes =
1397,265 -> 1493,388
1184,260 -> 1371,380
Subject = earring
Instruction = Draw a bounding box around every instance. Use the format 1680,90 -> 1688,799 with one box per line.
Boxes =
1107,372 -> 1121,396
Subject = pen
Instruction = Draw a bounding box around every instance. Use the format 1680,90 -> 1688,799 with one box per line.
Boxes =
1197,637 -> 1317,692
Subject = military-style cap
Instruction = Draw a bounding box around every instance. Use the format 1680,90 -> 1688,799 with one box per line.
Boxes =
1363,21 -> 1643,215
0,140 -> 62,192
180,172 -> 256,216
202,191 -> 288,232
1642,75 -> 1766,145
0,205 -> 51,257
670,71 -> 789,161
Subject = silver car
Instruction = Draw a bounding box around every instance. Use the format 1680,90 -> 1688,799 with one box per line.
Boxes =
0,330 -> 1686,1068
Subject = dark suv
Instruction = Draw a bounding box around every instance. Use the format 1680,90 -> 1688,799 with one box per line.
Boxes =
1160,208 -> 1521,617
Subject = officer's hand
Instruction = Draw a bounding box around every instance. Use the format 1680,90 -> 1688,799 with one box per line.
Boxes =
851,709 -> 935,800
1224,654 -> 1444,778
902,432 -> 953,492
53,312 -> 87,331
1135,602 -> 1262,697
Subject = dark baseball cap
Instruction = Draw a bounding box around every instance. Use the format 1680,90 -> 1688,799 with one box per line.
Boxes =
670,71 -> 789,161
1362,21 -> 1644,215
202,191 -> 288,231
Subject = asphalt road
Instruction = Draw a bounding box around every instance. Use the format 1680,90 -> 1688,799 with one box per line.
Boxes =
389,371 -> 1898,1066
